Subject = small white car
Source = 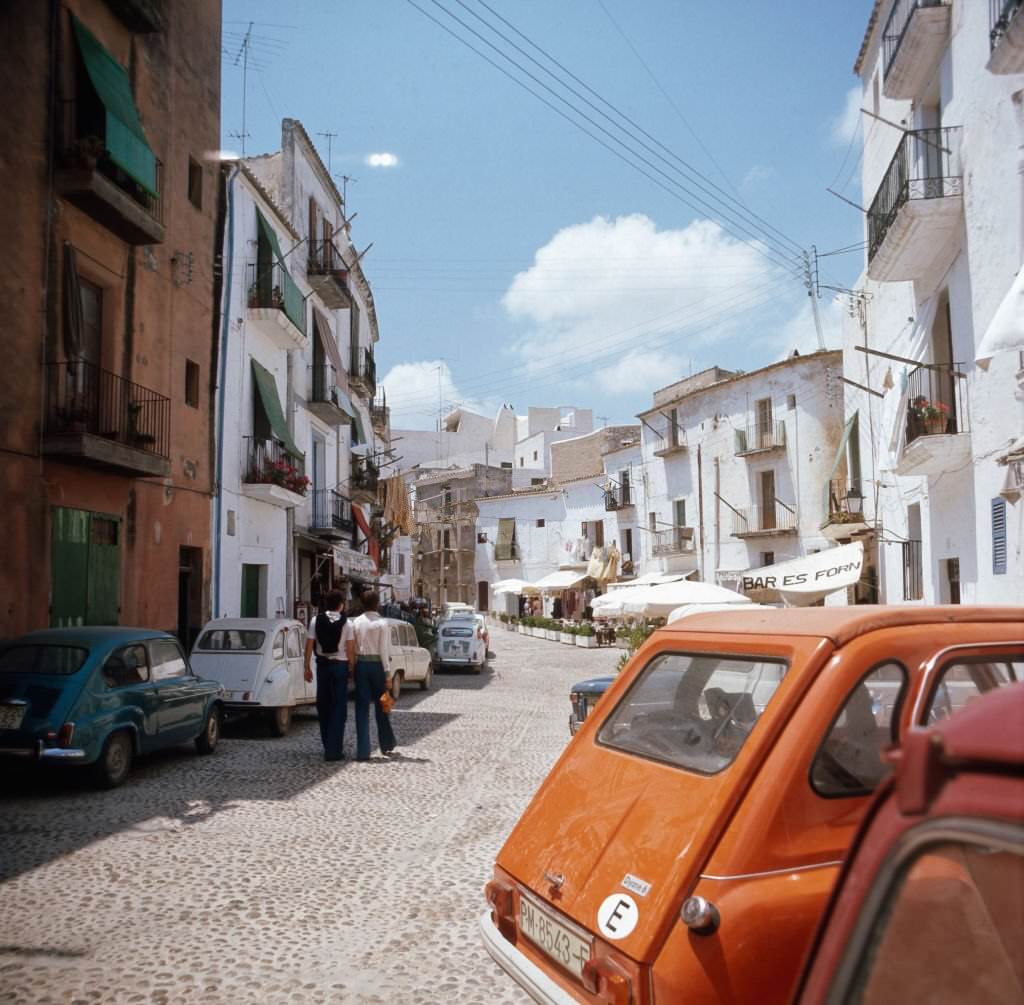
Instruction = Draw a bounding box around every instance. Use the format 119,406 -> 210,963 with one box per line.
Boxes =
384,618 -> 433,699
435,613 -> 488,673
190,618 -> 313,736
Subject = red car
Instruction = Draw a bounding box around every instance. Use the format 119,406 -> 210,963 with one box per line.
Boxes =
794,681 -> 1024,1005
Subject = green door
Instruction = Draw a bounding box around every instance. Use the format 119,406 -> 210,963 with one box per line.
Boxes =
51,507 -> 121,627
241,564 -> 261,617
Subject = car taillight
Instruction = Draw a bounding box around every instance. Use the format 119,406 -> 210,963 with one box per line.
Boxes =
57,722 -> 75,748
484,879 -> 517,943
581,954 -> 634,1005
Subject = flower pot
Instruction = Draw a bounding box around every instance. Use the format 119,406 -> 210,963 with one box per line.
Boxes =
546,630 -> 559,642
576,635 -> 596,648
924,415 -> 946,435
560,633 -> 575,644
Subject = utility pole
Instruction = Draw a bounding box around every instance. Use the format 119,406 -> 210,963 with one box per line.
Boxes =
803,249 -> 827,351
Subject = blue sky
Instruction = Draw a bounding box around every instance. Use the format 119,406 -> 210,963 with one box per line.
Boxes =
221,1 -> 873,429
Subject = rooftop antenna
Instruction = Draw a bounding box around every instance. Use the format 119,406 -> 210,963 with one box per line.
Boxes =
317,130 -> 338,177
232,22 -> 253,156
339,174 -> 358,206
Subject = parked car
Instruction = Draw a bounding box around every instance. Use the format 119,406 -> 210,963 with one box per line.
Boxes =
190,618 -> 312,736
385,617 -> 433,699
569,676 -> 615,735
794,681 -> 1024,1005
0,627 -> 225,788
480,606 -> 1022,1005
436,613 -> 488,672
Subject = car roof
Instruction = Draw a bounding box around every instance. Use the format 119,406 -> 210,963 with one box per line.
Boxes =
199,618 -> 302,631
660,605 -> 1024,648
5,627 -> 176,648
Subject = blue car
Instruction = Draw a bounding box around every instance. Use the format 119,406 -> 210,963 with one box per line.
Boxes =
568,675 -> 615,735
0,628 -> 225,787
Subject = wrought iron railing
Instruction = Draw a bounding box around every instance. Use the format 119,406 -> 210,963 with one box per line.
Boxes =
309,363 -> 339,407
991,0 -> 1023,48
652,429 -> 687,453
883,0 -> 950,76
651,527 -> 695,556
45,359 -> 170,458
246,261 -> 306,336
351,455 -> 379,495
350,346 -> 376,395
310,488 -> 354,534
735,421 -> 786,455
902,540 -> 924,600
370,394 -> 388,428
731,502 -> 798,536
824,477 -> 867,524
867,127 -> 962,265
307,238 -> 347,276
243,436 -> 308,495
905,362 -> 968,446
603,484 -> 633,511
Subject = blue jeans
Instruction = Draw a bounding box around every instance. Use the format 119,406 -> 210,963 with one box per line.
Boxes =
355,658 -> 396,759
315,657 -> 349,760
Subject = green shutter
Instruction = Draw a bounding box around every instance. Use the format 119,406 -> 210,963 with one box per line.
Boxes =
251,359 -> 302,458
51,507 -> 121,627
72,17 -> 158,196
824,412 -> 860,511
241,565 -> 261,617
255,209 -> 306,336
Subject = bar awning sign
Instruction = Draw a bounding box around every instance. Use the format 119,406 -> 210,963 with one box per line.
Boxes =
741,541 -> 864,606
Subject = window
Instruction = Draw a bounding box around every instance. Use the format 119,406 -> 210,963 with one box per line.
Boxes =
285,629 -> 303,659
649,511 -> 657,533
397,554 -> 406,575
530,477 -> 545,486
623,528 -> 633,560
185,359 -> 200,408
944,557 -> 961,604
786,393 -> 796,410
536,518 -> 545,528
848,839 -> 1024,1004
79,276 -> 103,364
443,529 -> 451,550
519,457 -> 524,468
196,629 -> 265,651
992,498 -> 1008,575
187,157 -> 202,209
923,658 -> 1020,724
760,551 -> 775,567
103,644 -> 149,688
811,662 -> 906,797
598,652 -> 788,774
271,631 -> 285,660
0,645 -> 88,676
391,626 -> 402,645
668,407 -> 680,446
477,532 -> 487,544
533,450 -> 538,461
150,639 -> 188,681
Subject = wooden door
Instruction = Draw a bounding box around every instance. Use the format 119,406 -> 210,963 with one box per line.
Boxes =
477,580 -> 489,612
760,471 -> 776,531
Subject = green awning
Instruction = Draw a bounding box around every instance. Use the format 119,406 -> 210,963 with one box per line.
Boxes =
72,17 -> 157,196
824,412 -> 859,509
255,209 -> 306,336
251,360 -> 302,458
495,518 -> 517,561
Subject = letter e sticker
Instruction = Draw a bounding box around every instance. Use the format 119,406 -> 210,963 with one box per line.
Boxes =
597,893 -> 639,940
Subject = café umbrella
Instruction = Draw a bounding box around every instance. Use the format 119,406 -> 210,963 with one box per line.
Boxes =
594,580 -> 750,618
492,578 -> 538,596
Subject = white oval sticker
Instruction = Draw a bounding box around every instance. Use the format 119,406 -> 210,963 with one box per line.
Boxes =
597,893 -> 638,940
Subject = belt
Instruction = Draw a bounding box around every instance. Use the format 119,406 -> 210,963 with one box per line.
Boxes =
357,655 -> 383,664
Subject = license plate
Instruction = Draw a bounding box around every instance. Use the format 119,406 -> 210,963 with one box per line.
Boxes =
519,893 -> 592,980
0,704 -> 27,730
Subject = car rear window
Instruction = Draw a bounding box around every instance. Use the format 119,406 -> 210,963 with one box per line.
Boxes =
598,652 -> 788,774
442,626 -> 474,638
196,630 -> 265,651
0,645 -> 89,675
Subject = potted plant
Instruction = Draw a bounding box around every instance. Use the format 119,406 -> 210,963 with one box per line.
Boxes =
910,397 -> 950,436
546,619 -> 560,642
560,624 -> 576,644
576,623 -> 597,648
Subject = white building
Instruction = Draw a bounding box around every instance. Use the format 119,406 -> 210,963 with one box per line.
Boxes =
636,352 -> 855,604
512,406 -> 595,489
212,120 -> 382,619
391,405 -> 517,471
843,1 -> 1024,605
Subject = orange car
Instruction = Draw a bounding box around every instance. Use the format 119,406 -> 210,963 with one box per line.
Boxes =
480,606 -> 1023,1005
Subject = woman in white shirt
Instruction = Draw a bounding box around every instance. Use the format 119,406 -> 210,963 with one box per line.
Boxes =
346,589 -> 397,760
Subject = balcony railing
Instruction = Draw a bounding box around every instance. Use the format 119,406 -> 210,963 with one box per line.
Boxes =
824,477 -> 867,526
243,436 -> 308,495
603,484 -> 633,511
310,364 -> 340,406
310,488 -> 354,537
731,502 -> 798,537
45,359 -> 170,458
883,0 -> 949,76
652,429 -> 687,457
246,261 -> 306,337
351,455 -> 379,497
867,127 -> 962,267
306,239 -> 353,309
370,395 -> 389,430
902,540 -> 924,600
905,363 -> 968,446
350,347 -> 376,397
735,421 -> 786,455
991,0 -> 1023,48
651,527 -> 695,556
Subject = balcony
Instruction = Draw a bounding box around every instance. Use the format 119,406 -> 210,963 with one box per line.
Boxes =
309,488 -> 355,542
989,0 -> 1024,73
350,347 -> 376,399
882,0 -> 952,100
370,395 -> 389,432
43,360 -> 170,477
867,127 -> 963,283
651,527 -> 696,557
307,364 -> 350,426
350,455 -> 379,503
56,102 -> 164,246
652,430 -> 688,458
821,477 -> 870,540
603,484 -> 634,511
735,421 -> 786,456
732,502 -> 798,539
306,240 -> 353,309
242,436 -> 308,509
246,261 -> 307,350
895,363 -> 971,477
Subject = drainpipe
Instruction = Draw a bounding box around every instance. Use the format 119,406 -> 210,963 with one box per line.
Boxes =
696,444 -> 705,581
212,163 -> 239,618
286,350 -> 295,615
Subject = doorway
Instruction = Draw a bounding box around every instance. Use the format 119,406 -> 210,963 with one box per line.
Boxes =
477,580 -> 489,612
177,547 -> 203,647
241,563 -> 264,617
760,470 -> 776,531
50,507 -> 121,627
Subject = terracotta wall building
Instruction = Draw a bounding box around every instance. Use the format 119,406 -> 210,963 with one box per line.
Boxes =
0,0 -> 221,640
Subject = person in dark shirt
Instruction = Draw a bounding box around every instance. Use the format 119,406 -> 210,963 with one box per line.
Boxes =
303,590 -> 354,762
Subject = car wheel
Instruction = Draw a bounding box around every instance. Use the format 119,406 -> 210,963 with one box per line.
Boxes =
390,671 -> 403,702
91,731 -> 133,789
419,667 -> 432,691
195,705 -> 221,755
269,705 -> 292,738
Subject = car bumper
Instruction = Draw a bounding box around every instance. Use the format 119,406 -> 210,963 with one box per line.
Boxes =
478,911 -> 580,1005
0,743 -> 88,761
568,714 -> 581,735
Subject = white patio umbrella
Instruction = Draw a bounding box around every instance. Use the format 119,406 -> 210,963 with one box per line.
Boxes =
492,578 -> 538,596
617,580 -> 751,618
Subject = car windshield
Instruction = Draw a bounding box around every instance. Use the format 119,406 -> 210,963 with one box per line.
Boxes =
196,629 -> 266,652
0,644 -> 89,675
598,652 -> 788,774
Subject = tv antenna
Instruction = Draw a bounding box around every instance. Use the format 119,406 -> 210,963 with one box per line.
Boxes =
338,174 -> 358,205
317,131 -> 338,176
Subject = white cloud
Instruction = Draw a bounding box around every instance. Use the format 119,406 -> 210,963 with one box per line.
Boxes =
381,359 -> 494,430
774,295 -> 844,356
742,164 -> 775,189
831,86 -> 863,146
365,152 -> 399,168
500,214 -> 800,395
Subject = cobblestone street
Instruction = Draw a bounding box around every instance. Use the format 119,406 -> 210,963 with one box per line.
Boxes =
0,628 -> 620,1005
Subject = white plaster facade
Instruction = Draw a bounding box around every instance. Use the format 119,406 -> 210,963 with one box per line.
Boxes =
845,1 -> 1024,605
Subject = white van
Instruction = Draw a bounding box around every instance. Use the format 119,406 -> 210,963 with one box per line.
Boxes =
190,618 -> 313,736
384,618 -> 433,699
